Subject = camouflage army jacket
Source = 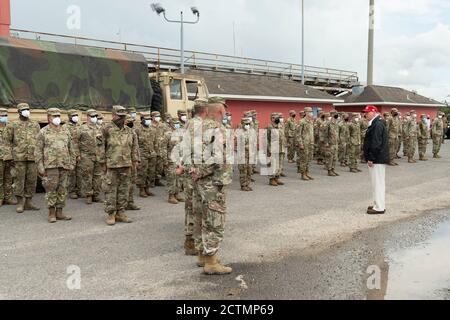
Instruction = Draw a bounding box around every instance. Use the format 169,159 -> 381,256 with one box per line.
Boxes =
62,122 -> 80,157
338,122 -> 350,144
320,120 -> 339,146
152,123 -> 168,155
387,116 -> 401,139
35,125 -> 75,173
77,123 -> 105,163
195,119 -> 232,186
166,128 -> 183,165
103,122 -> 140,169
135,124 -> 157,158
349,121 -> 361,146
418,121 -> 428,140
266,123 -> 286,154
431,118 -> 443,136
0,125 -> 12,160
405,120 -> 418,138
7,120 -> 41,161
360,119 -> 369,138
295,118 -> 314,148
285,118 -> 297,138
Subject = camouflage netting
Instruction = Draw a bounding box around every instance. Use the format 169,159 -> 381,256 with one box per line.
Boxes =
0,37 -> 152,111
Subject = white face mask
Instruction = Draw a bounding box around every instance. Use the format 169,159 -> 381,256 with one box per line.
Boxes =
97,119 -> 103,125
406,116 -> 411,120
244,124 -> 250,130
52,117 -> 61,126
438,116 -> 443,119
131,112 -> 136,119
144,119 -> 151,127
355,118 -> 360,122
154,117 -> 161,122
71,116 -> 79,123
228,116 -> 232,121
180,115 -> 187,122
328,117 -> 332,121
90,116 -> 98,124
0,116 -> 8,123
222,119 -> 228,124
413,114 -> 417,118
279,118 -> 284,123
21,110 -> 30,118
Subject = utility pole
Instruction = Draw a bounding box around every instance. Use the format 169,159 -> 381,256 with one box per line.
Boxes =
367,0 -> 375,85
301,0 -> 305,84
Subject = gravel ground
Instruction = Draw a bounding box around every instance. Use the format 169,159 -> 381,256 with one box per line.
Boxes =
0,142 -> 449,299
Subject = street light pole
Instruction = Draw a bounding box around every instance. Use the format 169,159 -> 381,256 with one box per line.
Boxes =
151,3 -> 200,74
301,0 -> 305,84
367,0 -> 375,85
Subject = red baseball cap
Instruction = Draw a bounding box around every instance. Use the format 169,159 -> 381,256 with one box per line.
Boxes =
363,105 -> 378,113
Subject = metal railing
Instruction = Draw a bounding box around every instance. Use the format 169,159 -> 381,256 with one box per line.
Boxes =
9,28 -> 359,87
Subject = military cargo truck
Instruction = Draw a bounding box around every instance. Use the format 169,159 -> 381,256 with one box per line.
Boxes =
0,36 -> 209,124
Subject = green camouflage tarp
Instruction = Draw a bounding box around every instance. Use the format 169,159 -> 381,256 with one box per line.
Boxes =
0,36 -> 152,111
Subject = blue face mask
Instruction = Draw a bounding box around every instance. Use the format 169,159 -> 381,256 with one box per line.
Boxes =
174,123 -> 181,129
0,116 -> 7,123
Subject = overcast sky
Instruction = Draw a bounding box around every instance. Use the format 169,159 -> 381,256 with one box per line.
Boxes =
10,0 -> 450,102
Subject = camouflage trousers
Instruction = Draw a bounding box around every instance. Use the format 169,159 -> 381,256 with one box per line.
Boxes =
269,153 -> 284,179
389,137 -> 399,161
68,163 -> 79,196
77,157 -> 102,197
103,167 -> 131,214
432,135 -> 442,155
166,163 -> 181,196
128,166 -> 137,205
323,145 -> 338,170
12,161 -> 37,198
396,137 -> 402,155
296,144 -> 314,174
0,160 -> 13,201
193,181 -> 227,256
137,156 -> 156,188
156,156 -> 164,181
418,138 -> 427,158
184,173 -> 195,237
348,144 -> 361,170
238,163 -> 252,188
338,143 -> 348,163
315,139 -> 323,161
41,168 -> 69,209
402,137 -> 409,156
406,137 -> 417,158
287,137 -> 296,161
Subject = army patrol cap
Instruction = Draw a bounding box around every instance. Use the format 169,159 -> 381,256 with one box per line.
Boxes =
151,111 -> 161,117
17,103 -> 30,111
47,108 -> 61,116
177,109 -> 187,115
241,117 -> 252,124
330,110 -> 338,115
243,111 -> 253,117
323,112 -> 331,117
391,108 -> 399,113
226,111 -> 232,116
208,96 -> 228,108
304,107 -> 313,112
405,112 -> 411,116
421,113 -> 427,118
289,110 -> 296,116
383,112 -> 390,116
112,105 -> 127,116
141,112 -> 151,120
193,98 -> 208,107
0,108 -> 8,116
352,113 -> 360,117
126,106 -> 137,113
67,109 -> 78,117
97,113 -> 104,119
410,110 -> 417,114
86,109 -> 98,117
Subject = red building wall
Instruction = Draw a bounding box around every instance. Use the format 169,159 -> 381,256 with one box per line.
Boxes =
226,99 -> 335,128
335,105 -> 440,119
0,0 -> 11,37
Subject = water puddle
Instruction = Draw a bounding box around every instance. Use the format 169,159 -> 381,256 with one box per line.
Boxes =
378,218 -> 450,299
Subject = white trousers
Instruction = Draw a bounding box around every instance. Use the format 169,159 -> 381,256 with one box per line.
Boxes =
368,164 -> 386,211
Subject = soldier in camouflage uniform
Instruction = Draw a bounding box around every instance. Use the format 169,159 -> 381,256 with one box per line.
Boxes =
177,109 -> 188,128
236,117 -> 255,191
250,110 -> 260,175
402,112 -> 410,156
348,113 -> 362,173
102,106 -> 140,226
192,97 -> 233,275
285,110 -> 297,163
76,109 -> 105,204
405,110 -> 418,163
442,114 -> 448,145
396,112 -> 403,158
7,103 -> 41,213
125,114 -> 141,211
295,107 -> 314,181
314,109 -> 324,164
63,109 -> 81,199
320,111 -> 340,177
359,112 -> 369,163
151,111 -> 166,187
417,114 -> 429,161
432,112 -> 444,158
0,108 -> 15,206
135,112 -> 156,198
387,108 -> 401,166
224,111 -> 232,129
97,113 -> 105,128
266,113 -> 286,186
166,119 -> 185,204
35,108 -> 75,223
338,113 -> 350,167
277,112 -> 287,177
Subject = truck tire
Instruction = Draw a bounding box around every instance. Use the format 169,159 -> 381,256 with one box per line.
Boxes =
150,79 -> 163,112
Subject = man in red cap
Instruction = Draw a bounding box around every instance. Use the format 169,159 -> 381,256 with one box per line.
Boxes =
362,105 -> 389,214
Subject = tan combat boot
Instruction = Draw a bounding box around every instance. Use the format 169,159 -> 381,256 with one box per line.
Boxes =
4,198 -> 17,205
388,161 -> 396,166
184,236 -> 197,256
56,208 -> 72,221
139,188 -> 148,198
85,196 -> 93,205
350,168 -> 359,173
115,210 -> 132,223
168,194 -> 178,204
197,253 -> 205,267
408,157 -> 415,163
176,193 -> 185,202
269,178 -> 278,186
203,255 -> 232,275
300,173 -> 310,181
0,199 -> 3,206
24,198 -> 40,211
276,178 -> 284,185
328,170 -> 335,177
106,213 -> 116,226
306,171 -> 314,180
331,169 -> 340,176
48,207 -> 57,223
69,193 -> 78,199
126,202 -> 140,210
145,187 -> 155,197
16,196 -> 24,213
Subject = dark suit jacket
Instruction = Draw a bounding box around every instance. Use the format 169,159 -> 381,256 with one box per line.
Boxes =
363,116 -> 389,164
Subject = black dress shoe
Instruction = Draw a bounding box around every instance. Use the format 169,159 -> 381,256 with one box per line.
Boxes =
367,208 -> 385,215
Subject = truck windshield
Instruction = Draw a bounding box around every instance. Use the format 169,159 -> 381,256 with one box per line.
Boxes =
170,79 -> 183,100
